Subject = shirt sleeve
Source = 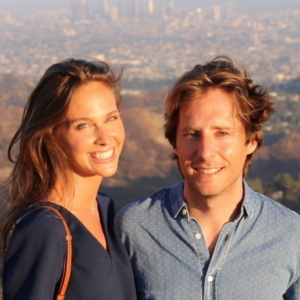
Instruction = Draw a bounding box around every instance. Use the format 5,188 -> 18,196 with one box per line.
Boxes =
3,211 -> 66,300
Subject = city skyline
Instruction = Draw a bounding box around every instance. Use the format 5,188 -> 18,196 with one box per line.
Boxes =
0,0 -> 299,14
0,0 -> 300,87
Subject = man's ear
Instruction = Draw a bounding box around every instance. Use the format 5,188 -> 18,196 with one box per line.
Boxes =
246,139 -> 258,155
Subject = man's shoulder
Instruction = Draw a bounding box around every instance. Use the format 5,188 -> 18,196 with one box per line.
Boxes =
254,190 -> 300,226
117,186 -> 171,217
115,182 -> 183,230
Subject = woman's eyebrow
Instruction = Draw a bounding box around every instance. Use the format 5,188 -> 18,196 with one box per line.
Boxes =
69,117 -> 91,124
69,109 -> 120,124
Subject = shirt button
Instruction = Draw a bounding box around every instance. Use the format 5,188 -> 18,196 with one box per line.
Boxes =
194,233 -> 202,239
208,275 -> 214,283
182,209 -> 187,216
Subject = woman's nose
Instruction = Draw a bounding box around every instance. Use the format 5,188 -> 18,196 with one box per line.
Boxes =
94,128 -> 111,145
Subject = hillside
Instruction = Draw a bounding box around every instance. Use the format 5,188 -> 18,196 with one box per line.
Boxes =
248,132 -> 300,182
0,74 -> 34,107
1,74 -> 300,212
0,75 -> 34,179
272,77 -> 300,94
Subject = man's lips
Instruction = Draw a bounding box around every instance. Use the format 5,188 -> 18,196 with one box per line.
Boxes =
194,167 -> 222,174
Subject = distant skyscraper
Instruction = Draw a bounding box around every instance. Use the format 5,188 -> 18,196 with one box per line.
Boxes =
148,0 -> 154,15
226,2 -> 234,20
101,0 -> 110,15
110,6 -> 119,21
118,3 -> 129,18
168,0 -> 174,11
72,0 -> 89,22
213,6 -> 221,22
165,0 -> 175,16
98,0 -> 110,19
132,0 -> 139,17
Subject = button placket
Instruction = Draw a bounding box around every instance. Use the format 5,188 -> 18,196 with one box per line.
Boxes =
194,233 -> 202,239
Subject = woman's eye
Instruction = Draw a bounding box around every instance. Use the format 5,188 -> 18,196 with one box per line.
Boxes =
77,123 -> 89,129
107,116 -> 117,122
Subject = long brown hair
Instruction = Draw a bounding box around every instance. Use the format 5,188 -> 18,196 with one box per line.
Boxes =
0,58 -> 122,257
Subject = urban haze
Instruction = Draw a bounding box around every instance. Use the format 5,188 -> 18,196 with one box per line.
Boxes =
0,0 -> 300,86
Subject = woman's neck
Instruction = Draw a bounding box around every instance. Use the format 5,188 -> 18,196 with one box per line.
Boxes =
48,172 -> 102,211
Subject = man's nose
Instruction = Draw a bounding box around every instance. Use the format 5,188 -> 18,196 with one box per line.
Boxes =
196,134 -> 216,160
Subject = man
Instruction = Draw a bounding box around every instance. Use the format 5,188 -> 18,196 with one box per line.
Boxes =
115,56 -> 300,300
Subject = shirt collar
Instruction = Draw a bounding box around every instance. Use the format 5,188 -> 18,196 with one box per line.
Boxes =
169,181 -> 187,218
241,180 -> 259,219
168,180 -> 259,220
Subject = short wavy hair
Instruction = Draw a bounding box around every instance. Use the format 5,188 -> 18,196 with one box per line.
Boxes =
164,55 -> 274,177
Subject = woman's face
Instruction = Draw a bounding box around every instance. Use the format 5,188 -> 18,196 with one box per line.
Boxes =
58,81 -> 125,179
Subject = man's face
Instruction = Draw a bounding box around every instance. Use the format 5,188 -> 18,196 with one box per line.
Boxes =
174,88 -> 257,202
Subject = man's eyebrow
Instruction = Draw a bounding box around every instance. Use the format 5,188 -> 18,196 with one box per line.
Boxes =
69,109 -> 120,124
181,127 -> 199,132
214,125 -> 233,130
180,124 -> 234,131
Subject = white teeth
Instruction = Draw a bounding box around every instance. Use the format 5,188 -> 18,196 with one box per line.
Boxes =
91,149 -> 113,159
196,168 -> 221,174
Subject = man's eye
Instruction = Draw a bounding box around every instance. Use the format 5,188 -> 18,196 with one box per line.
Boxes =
218,132 -> 228,136
187,132 -> 197,137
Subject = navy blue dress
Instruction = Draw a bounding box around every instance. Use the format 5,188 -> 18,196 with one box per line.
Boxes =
3,194 -> 137,300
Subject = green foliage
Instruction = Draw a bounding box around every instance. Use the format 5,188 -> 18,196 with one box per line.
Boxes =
247,178 -> 264,194
265,172 -> 300,213
272,173 -> 296,192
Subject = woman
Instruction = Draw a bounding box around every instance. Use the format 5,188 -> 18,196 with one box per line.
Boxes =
0,59 -> 137,300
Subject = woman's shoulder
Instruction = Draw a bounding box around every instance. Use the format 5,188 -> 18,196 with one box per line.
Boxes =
15,202 -> 68,239
3,204 -> 67,300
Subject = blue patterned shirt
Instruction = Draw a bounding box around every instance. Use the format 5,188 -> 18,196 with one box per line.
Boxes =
115,181 -> 300,300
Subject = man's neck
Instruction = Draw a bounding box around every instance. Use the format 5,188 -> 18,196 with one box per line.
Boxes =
183,181 -> 244,255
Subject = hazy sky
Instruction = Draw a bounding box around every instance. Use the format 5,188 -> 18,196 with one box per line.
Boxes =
0,0 -> 299,14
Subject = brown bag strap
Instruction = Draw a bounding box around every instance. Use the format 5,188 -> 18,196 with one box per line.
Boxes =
22,206 -> 73,300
